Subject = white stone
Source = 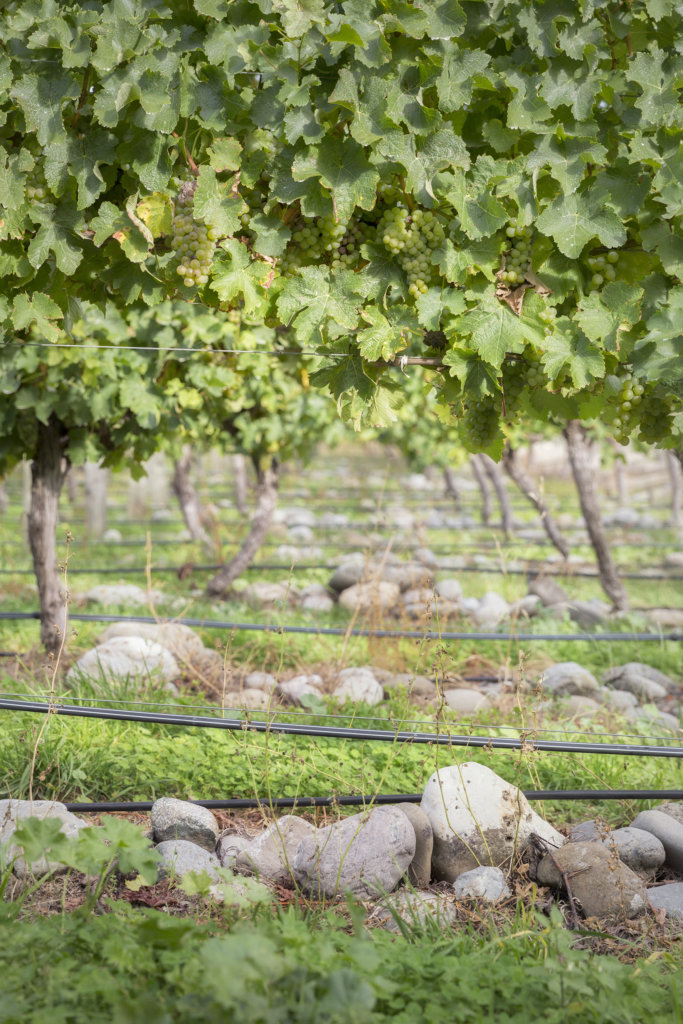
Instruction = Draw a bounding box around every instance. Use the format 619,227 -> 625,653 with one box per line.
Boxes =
420,762 -> 564,881
443,689 -> 492,714
235,816 -> 316,885
102,528 -> 123,543
277,675 -> 324,704
155,840 -> 222,882
338,580 -> 400,613
240,582 -> 295,606
98,622 -> 205,663
453,866 -> 511,901
0,799 -> 90,878
301,593 -> 335,613
244,671 -> 277,692
333,670 -> 384,706
470,592 -> 509,629
83,583 -> 164,607
67,636 -> 179,684
151,798 -> 219,852
435,579 -> 463,603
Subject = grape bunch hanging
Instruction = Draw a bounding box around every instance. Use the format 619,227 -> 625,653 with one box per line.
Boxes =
499,225 -> 533,286
377,207 -> 445,297
25,140 -> 48,200
586,250 -> 620,290
172,180 -> 221,289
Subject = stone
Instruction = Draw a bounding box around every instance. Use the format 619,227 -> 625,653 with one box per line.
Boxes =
414,547 -> 439,567
568,820 -> 603,843
288,525 -> 314,543
401,587 -> 436,609
83,583 -> 164,607
155,839 -> 222,882
647,883 -> 683,925
328,558 -> 367,593
98,622 -> 205,664
103,528 -> 123,543
241,582 -> 294,607
333,670 -> 384,706
207,876 -> 273,907
301,592 -> 335,613
599,688 -> 639,713
540,662 -> 599,697
648,608 -> 683,630
216,833 -> 252,867
382,673 -> 437,699
470,592 -> 509,629
244,671 -> 277,692
442,688 -> 492,714
603,662 -> 677,697
630,810 -> 683,873
223,689 -> 271,710
598,827 -> 666,875
338,581 -> 400,613
566,599 -> 610,628
0,799 -> 90,878
382,563 -> 434,592
292,806 -> 416,899
606,671 -> 668,704
67,636 -> 179,685
626,706 -> 681,732
395,803 -> 433,888
562,695 -> 601,717
376,891 -> 456,932
507,595 -> 542,619
528,577 -> 568,607
435,579 -> 463,603
537,842 -> 648,923
151,798 -> 219,853
453,866 -> 511,902
235,816 -> 316,886
276,675 -> 323,705
420,763 -> 564,882
656,803 -> 683,826
664,552 -> 683,569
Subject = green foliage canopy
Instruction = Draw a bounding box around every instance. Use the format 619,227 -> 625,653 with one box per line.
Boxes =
0,0 -> 681,460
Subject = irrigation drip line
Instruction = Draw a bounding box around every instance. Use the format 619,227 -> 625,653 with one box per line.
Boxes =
3,697 -> 682,757
0,562 -> 681,581
63,789 -> 683,813
3,692 -> 676,744
0,610 -> 680,643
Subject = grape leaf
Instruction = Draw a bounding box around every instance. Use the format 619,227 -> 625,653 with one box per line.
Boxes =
575,282 -> 644,352
536,192 -> 626,258
210,239 -> 272,316
193,166 -> 243,236
277,267 -> 362,344
539,320 -> 606,387
12,291 -> 63,342
292,136 -> 378,222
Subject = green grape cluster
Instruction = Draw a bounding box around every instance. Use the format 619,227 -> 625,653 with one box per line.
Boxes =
461,396 -> 500,450
172,180 -> 220,289
330,218 -> 372,271
499,224 -> 533,286
639,394 -> 673,445
25,140 -> 48,200
500,359 -> 526,422
606,370 -> 646,444
586,249 -> 620,290
280,213 -> 348,275
378,206 -> 445,298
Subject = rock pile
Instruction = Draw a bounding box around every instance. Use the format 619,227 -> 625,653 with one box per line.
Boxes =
4,770 -> 683,930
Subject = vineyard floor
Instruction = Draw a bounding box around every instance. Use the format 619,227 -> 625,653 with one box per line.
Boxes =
0,447 -> 681,1020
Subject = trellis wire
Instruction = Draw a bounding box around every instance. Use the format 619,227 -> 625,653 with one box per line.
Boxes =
0,610 -> 680,642
1,691 -> 677,745
63,790 -> 683,812
2,697 -> 682,756
0,562 -> 680,581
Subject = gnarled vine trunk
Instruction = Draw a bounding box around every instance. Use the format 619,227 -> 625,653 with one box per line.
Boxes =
479,453 -> 513,537
232,454 -> 249,516
469,455 -> 491,526
443,466 -> 461,509
206,457 -> 279,597
502,444 -> 570,559
28,417 -> 69,655
172,445 -> 214,549
564,420 -> 628,611
666,450 -> 682,530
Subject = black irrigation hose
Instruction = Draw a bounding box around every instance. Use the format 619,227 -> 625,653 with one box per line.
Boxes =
0,610 -> 680,643
0,562 -> 681,581
63,789 -> 683,813
2,698 -> 682,757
